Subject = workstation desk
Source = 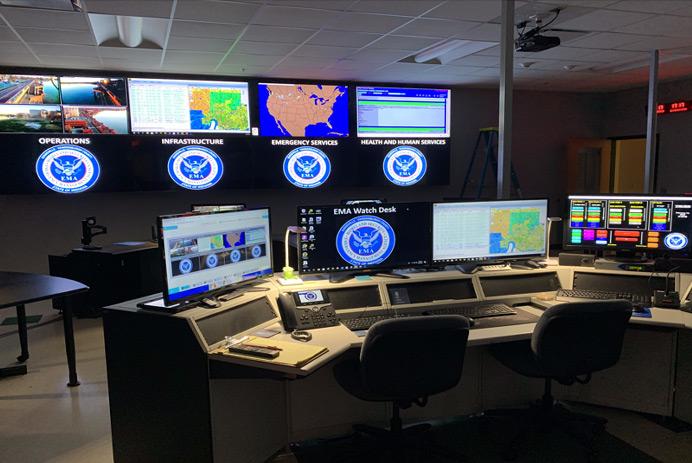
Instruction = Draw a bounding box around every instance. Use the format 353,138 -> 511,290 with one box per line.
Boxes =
103,264 -> 692,463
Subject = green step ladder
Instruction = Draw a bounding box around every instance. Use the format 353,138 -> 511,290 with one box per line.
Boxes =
460,127 -> 522,199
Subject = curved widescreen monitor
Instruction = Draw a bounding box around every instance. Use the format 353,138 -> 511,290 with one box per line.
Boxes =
128,78 -> 250,134
356,86 -> 450,138
258,82 -> 348,137
158,208 -> 272,304
565,195 -> 692,255
432,199 -> 548,264
297,202 -> 431,274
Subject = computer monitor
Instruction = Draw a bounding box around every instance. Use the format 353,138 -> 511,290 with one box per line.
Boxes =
158,208 -> 272,305
297,202 -> 431,275
432,199 -> 548,264
356,86 -> 451,138
191,203 -> 245,213
566,195 -> 692,255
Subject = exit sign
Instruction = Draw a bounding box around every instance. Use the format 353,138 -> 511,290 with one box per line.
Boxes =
656,100 -> 691,114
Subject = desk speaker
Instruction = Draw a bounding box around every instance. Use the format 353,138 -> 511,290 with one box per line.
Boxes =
559,252 -> 595,267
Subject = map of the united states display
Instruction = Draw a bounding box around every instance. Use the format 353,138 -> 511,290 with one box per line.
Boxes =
259,84 -> 348,137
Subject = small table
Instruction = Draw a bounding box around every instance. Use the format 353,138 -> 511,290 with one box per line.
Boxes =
0,271 -> 88,386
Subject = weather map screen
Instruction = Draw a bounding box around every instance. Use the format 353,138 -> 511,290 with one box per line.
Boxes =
258,83 -> 348,137
433,199 -> 548,263
159,209 -> 272,304
566,195 -> 692,254
357,86 -> 450,138
297,203 -> 431,274
128,78 -> 250,134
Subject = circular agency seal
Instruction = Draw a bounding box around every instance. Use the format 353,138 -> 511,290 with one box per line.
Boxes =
35,144 -> 100,194
664,232 -> 688,251
282,146 -> 331,188
336,215 -> 396,267
168,145 -> 224,190
383,145 -> 427,186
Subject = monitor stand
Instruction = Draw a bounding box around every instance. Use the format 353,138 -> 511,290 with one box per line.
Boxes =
509,259 -> 547,270
329,270 -> 410,284
216,285 -> 270,303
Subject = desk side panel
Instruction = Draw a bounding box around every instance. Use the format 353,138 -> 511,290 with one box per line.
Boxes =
103,309 -> 213,463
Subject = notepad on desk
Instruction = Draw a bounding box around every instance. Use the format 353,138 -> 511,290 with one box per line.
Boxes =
212,336 -> 329,368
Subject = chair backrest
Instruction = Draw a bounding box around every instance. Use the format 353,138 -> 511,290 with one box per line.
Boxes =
531,300 -> 632,378
359,315 -> 470,400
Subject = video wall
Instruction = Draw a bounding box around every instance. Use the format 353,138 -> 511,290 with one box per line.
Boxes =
0,71 -> 452,194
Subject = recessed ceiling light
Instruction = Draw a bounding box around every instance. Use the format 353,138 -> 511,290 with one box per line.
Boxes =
563,65 -> 576,71
520,62 -> 535,68
408,39 -> 498,65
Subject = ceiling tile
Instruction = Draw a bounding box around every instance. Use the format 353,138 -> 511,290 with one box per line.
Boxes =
174,0 -> 260,24
616,15 -> 692,38
224,52 -> 285,66
394,18 -> 481,38
163,50 -> 224,66
0,6 -> 90,30
564,32 -> 646,49
0,25 -> 17,41
216,63 -> 272,76
15,27 -> 96,45
39,55 -> 102,67
454,22 -> 501,42
432,64 -> 488,76
351,1 -> 441,17
606,1 -> 690,14
475,45 -> 500,56
378,62 -> 440,73
292,44 -> 357,59
167,36 -> 233,53
0,41 -> 30,54
242,25 -> 316,43
34,43 -> 100,58
277,56 -> 336,67
99,47 -> 164,62
233,40 -> 296,55
325,12 -> 412,34
265,0 -> 348,10
448,54 -> 499,67
523,46 -> 596,61
347,47 -> 412,63
583,49 -> 649,63
367,35 -> 439,51
0,51 -> 40,66
84,0 -> 174,18
251,5 -> 338,28
308,30 -> 381,48
329,59 -> 379,71
534,1 -> 620,9
555,10 -> 654,32
424,0 -> 502,22
170,20 -> 243,39
618,36 -> 692,51
509,3 -> 594,27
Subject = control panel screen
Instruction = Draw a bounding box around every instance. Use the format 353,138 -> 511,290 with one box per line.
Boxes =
567,195 -> 692,254
296,290 -> 326,304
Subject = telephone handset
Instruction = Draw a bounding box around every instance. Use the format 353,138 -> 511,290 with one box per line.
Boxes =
277,290 -> 338,331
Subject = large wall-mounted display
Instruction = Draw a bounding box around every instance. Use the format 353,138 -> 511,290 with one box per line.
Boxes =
0,68 -> 453,194
128,78 -> 251,135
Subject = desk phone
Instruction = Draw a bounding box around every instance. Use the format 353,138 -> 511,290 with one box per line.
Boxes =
277,290 -> 338,330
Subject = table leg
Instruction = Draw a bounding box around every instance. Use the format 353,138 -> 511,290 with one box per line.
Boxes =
62,299 -> 80,387
16,304 -> 29,363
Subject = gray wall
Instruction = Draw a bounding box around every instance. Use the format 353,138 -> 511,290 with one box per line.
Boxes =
0,86 -> 606,275
602,77 -> 692,194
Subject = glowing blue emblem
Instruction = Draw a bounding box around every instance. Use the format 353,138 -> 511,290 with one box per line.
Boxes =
383,145 -> 427,186
205,254 -> 218,268
35,144 -> 100,194
251,245 -> 262,258
179,258 -> 193,274
230,249 -> 241,263
283,146 -> 331,188
664,233 -> 688,251
168,145 -> 223,190
336,215 -> 396,267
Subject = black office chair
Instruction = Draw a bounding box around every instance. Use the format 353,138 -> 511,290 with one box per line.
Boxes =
488,300 -> 633,461
333,315 -> 470,462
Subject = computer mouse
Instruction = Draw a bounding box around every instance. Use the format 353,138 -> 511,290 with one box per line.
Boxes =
468,317 -> 476,327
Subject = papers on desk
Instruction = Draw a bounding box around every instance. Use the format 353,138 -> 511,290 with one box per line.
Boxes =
211,336 -> 328,367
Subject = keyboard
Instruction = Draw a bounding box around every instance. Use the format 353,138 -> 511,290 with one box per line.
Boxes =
339,303 -> 517,331
556,288 -> 634,302
478,264 -> 511,272
424,303 -> 517,319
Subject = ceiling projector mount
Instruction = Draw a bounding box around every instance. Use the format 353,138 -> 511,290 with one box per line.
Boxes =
515,7 -> 562,52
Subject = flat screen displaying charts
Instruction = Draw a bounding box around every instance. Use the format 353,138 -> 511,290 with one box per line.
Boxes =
356,86 -> 451,138
158,209 -> 272,304
433,199 -> 548,264
128,78 -> 251,134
